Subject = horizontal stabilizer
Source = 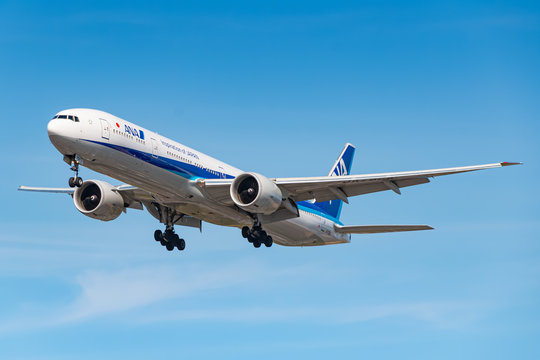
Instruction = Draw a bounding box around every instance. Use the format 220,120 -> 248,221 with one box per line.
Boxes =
334,224 -> 433,234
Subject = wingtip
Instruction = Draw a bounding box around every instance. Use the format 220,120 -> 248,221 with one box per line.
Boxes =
500,162 -> 523,167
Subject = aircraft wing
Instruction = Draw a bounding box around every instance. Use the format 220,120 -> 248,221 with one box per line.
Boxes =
17,186 -> 75,194
18,184 -> 204,227
17,184 -> 152,210
201,162 -> 521,204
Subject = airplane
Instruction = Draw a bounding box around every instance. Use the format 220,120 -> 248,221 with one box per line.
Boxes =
18,108 -> 520,252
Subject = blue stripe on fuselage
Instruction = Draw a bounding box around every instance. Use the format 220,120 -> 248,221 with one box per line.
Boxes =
82,139 -> 234,180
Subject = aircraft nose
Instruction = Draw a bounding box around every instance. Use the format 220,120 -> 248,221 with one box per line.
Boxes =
47,119 -> 64,137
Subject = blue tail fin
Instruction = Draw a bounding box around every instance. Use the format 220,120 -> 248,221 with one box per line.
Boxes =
315,143 -> 355,220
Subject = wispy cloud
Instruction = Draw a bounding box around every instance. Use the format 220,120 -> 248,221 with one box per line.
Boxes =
0,260 -> 317,333
61,263 -> 257,322
0,261 -> 489,335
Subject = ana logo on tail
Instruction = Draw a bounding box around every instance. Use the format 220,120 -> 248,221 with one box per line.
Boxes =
333,158 -> 348,176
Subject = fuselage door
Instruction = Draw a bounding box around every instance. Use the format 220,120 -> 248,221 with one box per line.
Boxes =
218,166 -> 226,179
100,119 -> 110,140
151,138 -> 159,159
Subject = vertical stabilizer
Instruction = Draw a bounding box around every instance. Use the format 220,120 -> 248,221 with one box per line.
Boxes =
316,143 -> 355,220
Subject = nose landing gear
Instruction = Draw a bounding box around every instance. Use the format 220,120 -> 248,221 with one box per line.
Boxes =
67,155 -> 83,188
68,176 -> 83,188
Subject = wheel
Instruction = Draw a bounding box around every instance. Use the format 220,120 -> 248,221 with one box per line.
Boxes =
247,234 -> 254,243
177,238 -> 186,251
164,229 -> 174,240
68,177 -> 76,188
264,236 -> 273,247
160,239 -> 167,246
154,230 -> 163,242
165,243 -> 174,251
172,234 -> 182,248
76,177 -> 83,187
241,226 -> 250,238
253,240 -> 261,248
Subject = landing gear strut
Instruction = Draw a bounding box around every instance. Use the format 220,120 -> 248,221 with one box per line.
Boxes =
153,204 -> 186,252
242,223 -> 273,248
68,155 -> 83,188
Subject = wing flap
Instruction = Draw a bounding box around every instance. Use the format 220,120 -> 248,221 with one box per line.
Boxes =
335,224 -> 434,234
291,177 -> 431,202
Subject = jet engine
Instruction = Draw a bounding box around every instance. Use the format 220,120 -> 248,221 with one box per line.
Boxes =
230,173 -> 283,215
73,180 -> 125,221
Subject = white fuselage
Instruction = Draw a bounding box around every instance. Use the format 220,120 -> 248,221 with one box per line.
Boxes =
47,108 -> 350,246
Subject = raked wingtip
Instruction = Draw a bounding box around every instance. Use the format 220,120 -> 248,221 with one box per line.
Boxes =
500,162 -> 523,167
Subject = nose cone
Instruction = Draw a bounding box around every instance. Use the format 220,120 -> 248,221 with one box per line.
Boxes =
47,118 -> 78,154
47,119 -> 63,137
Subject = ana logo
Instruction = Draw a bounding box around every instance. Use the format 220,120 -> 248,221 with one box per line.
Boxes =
333,158 -> 347,176
124,125 -> 145,140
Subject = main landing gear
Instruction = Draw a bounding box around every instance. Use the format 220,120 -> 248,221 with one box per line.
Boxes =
68,155 -> 83,188
153,204 -> 186,252
154,228 -> 185,251
242,224 -> 273,248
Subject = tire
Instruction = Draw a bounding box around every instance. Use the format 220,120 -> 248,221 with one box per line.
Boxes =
165,243 -> 174,251
241,226 -> 250,238
253,240 -> 261,248
264,236 -> 273,247
247,235 -> 254,243
164,229 -> 174,241
177,238 -> 186,251
76,177 -> 83,187
154,230 -> 163,242
68,177 -> 76,188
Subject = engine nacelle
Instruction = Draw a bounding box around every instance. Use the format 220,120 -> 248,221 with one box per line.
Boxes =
73,180 -> 125,221
230,172 -> 282,215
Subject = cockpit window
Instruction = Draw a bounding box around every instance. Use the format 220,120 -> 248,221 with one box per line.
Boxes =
52,114 -> 79,122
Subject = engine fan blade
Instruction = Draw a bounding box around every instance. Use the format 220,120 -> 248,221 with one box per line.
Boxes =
82,194 -> 100,210
239,187 -> 256,203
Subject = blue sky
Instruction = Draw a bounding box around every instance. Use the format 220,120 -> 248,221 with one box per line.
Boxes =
1,0 -> 539,359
